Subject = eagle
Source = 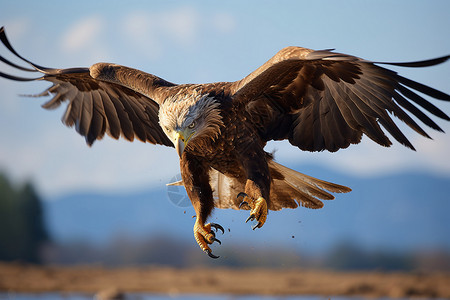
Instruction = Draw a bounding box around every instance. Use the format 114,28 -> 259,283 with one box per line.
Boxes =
1,26 -> 449,258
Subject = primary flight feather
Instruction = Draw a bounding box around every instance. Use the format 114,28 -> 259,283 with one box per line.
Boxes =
1,26 -> 449,258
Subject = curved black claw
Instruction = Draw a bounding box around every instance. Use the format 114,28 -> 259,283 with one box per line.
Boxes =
246,214 -> 255,223
210,223 -> 225,234
206,250 -> 220,259
237,192 -> 248,200
239,201 -> 249,209
238,192 -> 251,210
252,222 -> 262,230
211,236 -> 222,245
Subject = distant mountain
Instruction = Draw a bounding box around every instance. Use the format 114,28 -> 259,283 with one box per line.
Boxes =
43,165 -> 450,255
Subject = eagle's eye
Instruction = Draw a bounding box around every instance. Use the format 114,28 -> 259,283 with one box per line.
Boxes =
188,121 -> 196,129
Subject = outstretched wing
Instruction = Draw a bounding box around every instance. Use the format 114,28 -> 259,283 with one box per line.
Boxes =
231,47 -> 450,151
0,27 -> 175,147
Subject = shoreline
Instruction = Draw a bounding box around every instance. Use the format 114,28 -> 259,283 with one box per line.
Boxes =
1,263 -> 449,298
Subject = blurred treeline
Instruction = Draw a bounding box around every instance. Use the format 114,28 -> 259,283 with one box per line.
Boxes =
0,172 -> 49,263
44,236 -> 450,271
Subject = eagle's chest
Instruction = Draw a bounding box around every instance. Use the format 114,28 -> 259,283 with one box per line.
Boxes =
194,111 -> 261,178
205,137 -> 242,175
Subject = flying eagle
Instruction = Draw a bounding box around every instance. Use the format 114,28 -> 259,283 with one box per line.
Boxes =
1,27 -> 449,258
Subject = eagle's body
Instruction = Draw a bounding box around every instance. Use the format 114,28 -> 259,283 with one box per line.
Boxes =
1,27 -> 449,258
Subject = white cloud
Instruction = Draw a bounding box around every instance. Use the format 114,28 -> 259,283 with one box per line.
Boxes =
120,7 -> 199,60
120,7 -> 236,60
163,6 -> 199,45
121,6 -> 200,55
211,12 -> 236,34
122,12 -> 151,41
60,15 -> 105,53
121,11 -> 163,60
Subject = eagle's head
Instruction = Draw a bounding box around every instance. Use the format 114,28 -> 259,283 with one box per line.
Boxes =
159,92 -> 223,157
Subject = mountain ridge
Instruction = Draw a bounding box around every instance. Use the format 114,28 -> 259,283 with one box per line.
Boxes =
43,164 -> 450,254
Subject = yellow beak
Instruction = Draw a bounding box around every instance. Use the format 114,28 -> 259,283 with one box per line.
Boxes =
174,128 -> 195,157
175,131 -> 187,157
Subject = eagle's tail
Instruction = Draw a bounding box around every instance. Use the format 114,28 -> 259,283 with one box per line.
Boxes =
210,160 -> 351,211
266,161 -> 351,211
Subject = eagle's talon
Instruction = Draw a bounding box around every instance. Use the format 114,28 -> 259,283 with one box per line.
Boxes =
237,192 -> 248,200
246,214 -> 255,223
239,201 -> 250,209
238,192 -> 252,210
210,223 -> 224,234
211,237 -> 222,245
194,222 -> 223,258
252,222 -> 263,230
206,250 -> 220,259
244,197 -> 268,228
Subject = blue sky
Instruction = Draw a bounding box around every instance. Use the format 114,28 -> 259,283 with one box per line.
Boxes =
0,0 -> 449,198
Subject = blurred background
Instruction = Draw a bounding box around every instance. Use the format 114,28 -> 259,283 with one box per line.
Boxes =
0,0 -> 449,270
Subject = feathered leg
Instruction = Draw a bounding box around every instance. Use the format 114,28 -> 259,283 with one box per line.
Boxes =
238,147 -> 271,229
180,153 -> 224,258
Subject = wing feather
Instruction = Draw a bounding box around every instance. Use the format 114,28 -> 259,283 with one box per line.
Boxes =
318,93 -> 335,150
98,89 -> 121,140
396,84 -> 450,121
121,97 -> 148,142
233,47 -> 449,152
87,91 -> 106,144
0,27 -> 174,147
64,87 -> 82,127
332,81 -> 389,146
356,74 -> 430,140
41,90 -> 64,110
393,91 -> 442,133
78,91 -> 94,137
325,93 -> 351,150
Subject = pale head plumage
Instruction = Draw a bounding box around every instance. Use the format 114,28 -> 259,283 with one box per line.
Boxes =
159,91 -> 224,153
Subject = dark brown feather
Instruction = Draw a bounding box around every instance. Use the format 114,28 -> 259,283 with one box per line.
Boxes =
0,27 -> 174,147
232,48 -> 449,152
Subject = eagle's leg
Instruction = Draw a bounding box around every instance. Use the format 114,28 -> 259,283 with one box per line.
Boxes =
181,153 -> 224,258
238,153 -> 271,230
189,185 -> 224,258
